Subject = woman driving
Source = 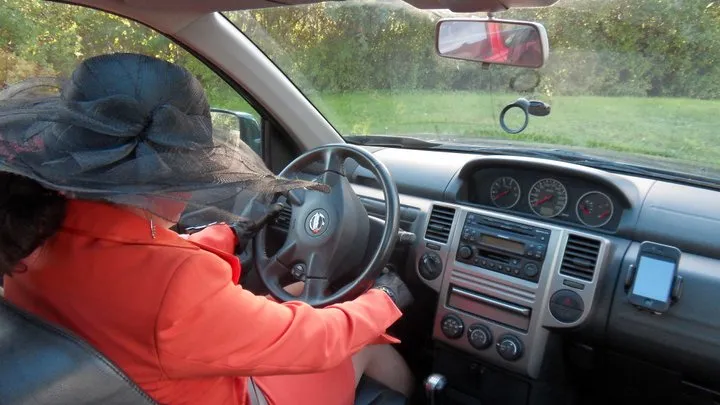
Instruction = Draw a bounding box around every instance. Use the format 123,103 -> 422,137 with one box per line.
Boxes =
0,53 -> 413,405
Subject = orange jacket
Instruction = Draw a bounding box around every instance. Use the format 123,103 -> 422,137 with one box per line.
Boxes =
4,200 -> 401,405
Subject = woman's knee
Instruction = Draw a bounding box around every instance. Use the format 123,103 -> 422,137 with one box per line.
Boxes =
351,345 -> 414,396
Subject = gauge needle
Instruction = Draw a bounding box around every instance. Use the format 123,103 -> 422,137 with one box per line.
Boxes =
580,205 -> 590,215
494,190 -> 510,200
534,195 -> 552,206
599,211 -> 611,219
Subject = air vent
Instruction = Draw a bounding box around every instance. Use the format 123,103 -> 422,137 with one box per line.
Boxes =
559,235 -> 601,281
425,205 -> 456,243
274,204 -> 292,230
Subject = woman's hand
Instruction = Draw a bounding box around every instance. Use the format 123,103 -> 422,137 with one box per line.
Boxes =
229,203 -> 285,252
373,270 -> 413,310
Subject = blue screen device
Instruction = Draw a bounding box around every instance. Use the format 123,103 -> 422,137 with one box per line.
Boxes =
628,242 -> 681,313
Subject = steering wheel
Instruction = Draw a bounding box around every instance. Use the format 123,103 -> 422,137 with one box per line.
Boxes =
254,144 -> 400,307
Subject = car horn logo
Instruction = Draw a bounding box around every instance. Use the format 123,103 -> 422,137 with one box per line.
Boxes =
306,209 -> 329,236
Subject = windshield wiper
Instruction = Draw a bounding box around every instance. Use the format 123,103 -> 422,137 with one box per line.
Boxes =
345,135 -> 441,149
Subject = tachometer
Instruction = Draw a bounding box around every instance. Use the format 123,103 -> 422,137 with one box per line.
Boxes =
490,177 -> 521,209
576,191 -> 614,227
528,178 -> 568,218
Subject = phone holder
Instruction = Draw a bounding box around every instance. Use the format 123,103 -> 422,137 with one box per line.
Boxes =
624,264 -> 684,312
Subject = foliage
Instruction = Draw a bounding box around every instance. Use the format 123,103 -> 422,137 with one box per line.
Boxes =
1,0 -> 719,102
229,0 -> 720,99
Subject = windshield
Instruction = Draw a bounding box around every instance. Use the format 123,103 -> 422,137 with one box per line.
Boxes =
224,0 -> 720,176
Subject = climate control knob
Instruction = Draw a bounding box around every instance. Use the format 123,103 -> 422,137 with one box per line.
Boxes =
458,245 -> 473,260
418,252 -> 443,281
440,314 -> 464,339
467,324 -> 493,350
496,334 -> 523,361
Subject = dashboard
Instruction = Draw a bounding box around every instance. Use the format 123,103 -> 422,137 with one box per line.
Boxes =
460,167 -> 625,231
346,147 -> 720,396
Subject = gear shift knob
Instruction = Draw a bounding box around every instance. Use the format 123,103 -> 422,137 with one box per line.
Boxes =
424,374 -> 447,405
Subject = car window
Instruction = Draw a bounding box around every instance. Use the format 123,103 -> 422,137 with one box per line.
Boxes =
0,0 -> 263,156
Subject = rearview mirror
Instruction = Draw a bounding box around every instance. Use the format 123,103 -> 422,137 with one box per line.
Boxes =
436,18 -> 549,68
210,108 -> 263,156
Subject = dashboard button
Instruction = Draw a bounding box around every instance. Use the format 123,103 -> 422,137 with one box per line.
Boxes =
426,242 -> 441,251
458,245 -> 473,260
419,252 -> 443,281
563,279 -> 585,290
467,324 -> 493,350
496,335 -> 523,361
549,290 -> 585,323
440,314 -> 464,339
523,263 -> 539,278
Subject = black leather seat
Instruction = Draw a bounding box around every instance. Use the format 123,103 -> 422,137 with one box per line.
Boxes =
0,299 -> 406,405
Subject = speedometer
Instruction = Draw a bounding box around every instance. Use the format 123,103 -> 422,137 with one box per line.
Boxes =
528,178 -> 568,218
490,177 -> 521,209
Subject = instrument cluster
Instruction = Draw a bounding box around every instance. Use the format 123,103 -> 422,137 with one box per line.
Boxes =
465,168 -> 621,230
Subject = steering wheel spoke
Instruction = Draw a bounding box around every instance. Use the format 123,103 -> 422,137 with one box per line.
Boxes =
274,240 -> 299,266
301,277 -> 330,303
285,189 -> 306,206
322,148 -> 346,176
264,256 -> 290,280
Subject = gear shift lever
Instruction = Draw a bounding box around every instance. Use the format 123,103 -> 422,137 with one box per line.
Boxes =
424,374 -> 447,405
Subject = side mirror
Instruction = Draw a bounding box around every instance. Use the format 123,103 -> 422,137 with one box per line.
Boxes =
210,108 -> 263,156
436,18 -> 549,68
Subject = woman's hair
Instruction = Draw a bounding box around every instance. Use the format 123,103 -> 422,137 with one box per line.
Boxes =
0,172 -> 67,276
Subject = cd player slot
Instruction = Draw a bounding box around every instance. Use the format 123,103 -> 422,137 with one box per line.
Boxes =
476,248 -> 510,264
447,286 -> 531,332
476,220 -> 534,238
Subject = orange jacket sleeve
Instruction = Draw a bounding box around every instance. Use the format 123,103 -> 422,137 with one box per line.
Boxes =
155,251 -> 402,379
185,224 -> 236,255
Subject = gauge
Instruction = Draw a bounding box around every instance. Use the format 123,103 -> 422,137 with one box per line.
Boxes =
528,178 -> 568,218
490,177 -> 521,209
576,191 -> 614,227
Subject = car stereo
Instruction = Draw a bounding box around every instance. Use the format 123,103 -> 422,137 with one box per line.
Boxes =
456,213 -> 550,282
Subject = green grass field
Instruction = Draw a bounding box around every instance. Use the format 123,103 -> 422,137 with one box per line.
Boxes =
211,90 -> 720,167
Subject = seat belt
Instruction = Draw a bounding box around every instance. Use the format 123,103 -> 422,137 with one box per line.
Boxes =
247,377 -> 269,405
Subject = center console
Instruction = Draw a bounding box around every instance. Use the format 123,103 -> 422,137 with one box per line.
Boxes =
456,213 -> 550,283
416,204 -> 611,379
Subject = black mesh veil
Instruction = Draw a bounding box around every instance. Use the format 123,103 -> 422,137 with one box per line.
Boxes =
0,53 -> 327,222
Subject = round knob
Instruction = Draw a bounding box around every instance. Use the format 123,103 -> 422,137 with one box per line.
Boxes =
467,324 -> 493,350
523,263 -> 539,278
440,314 -> 464,339
418,252 -> 443,281
496,334 -> 523,361
458,245 -> 473,260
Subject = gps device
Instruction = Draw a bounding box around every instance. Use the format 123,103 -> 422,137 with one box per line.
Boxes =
627,242 -> 681,313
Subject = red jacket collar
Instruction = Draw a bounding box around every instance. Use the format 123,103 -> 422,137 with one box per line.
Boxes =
61,200 -> 241,283
62,200 -> 196,249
